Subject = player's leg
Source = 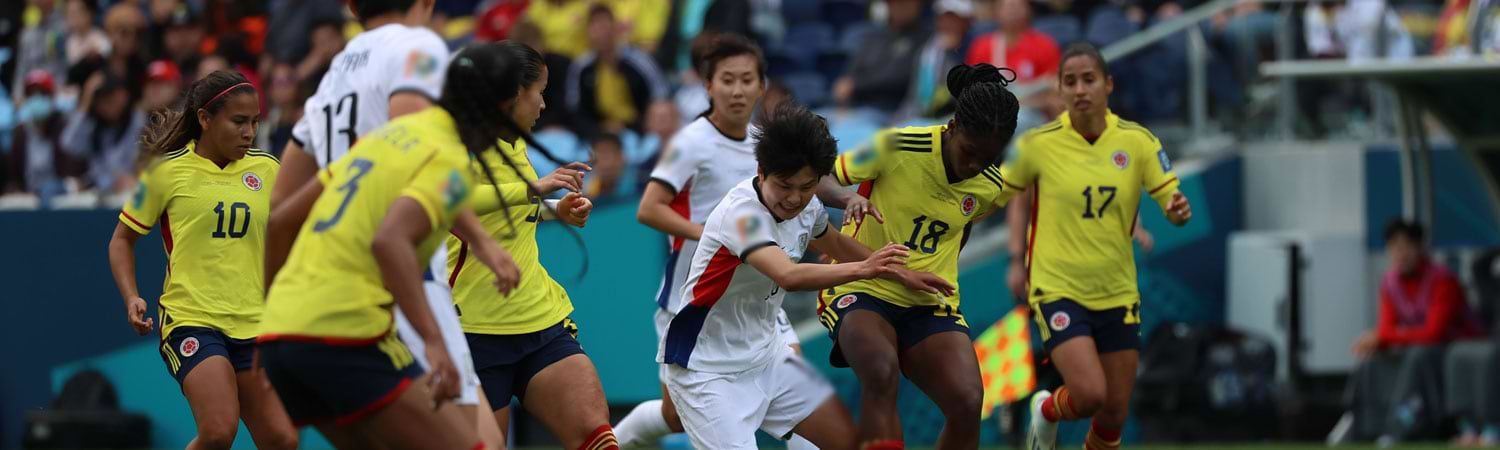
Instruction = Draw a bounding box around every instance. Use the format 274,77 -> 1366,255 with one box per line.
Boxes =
663,365 -> 762,450
615,390 -> 677,448
781,308 -> 821,450
788,396 -> 858,450
1029,299 -> 1106,450
520,353 -> 616,449
180,355 -> 243,450
772,353 -> 856,450
900,331 -> 983,450
661,383 -> 685,432
1088,350 -> 1138,450
472,394 -> 506,450
835,308 -> 905,445
345,380 -> 482,449
235,368 -> 299,450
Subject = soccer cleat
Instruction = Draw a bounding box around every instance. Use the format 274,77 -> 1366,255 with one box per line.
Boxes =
1027,390 -> 1058,450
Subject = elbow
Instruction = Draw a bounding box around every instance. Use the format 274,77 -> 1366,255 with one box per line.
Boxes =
774,272 -> 813,292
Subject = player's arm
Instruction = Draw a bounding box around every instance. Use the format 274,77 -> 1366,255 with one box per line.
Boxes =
388,92 -> 432,119
108,222 -> 153,335
745,242 -> 909,292
815,175 -> 883,226
1141,145 -> 1191,226
264,177 -> 325,290
272,140 -> 318,206
809,231 -> 954,295
372,196 -> 460,402
637,181 -> 702,240
999,141 -> 1038,302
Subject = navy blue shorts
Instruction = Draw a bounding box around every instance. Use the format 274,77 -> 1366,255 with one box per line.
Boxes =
258,334 -> 424,427
1032,298 -> 1142,354
818,292 -> 970,368
466,319 -> 585,409
159,326 -> 256,384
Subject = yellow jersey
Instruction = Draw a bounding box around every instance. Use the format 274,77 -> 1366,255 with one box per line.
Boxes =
120,142 -> 279,340
997,111 -> 1180,311
823,125 -> 1008,309
447,138 -> 573,335
261,108 -> 476,342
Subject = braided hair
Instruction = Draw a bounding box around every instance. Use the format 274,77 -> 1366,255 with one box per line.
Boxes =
137,70 -> 254,169
946,63 -> 1021,155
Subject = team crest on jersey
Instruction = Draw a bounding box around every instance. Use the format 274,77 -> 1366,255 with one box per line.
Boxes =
405,51 -> 438,78
1157,150 -> 1172,172
1111,151 -> 1130,170
960,194 -> 977,216
242,172 -> 263,191
836,294 -> 858,309
736,215 -> 762,242
179,337 -> 200,357
445,170 -> 468,209
1049,311 -> 1071,331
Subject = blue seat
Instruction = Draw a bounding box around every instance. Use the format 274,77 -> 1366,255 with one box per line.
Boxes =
1032,14 -> 1083,46
780,72 -> 830,107
817,51 -> 850,83
822,0 -> 870,31
771,24 -> 835,75
783,0 -> 824,24
1085,5 -> 1139,47
838,22 -> 876,54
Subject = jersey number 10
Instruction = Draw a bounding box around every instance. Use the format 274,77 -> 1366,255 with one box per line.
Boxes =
212,202 -> 251,238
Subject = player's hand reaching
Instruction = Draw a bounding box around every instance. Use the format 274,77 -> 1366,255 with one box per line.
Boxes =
424,341 -> 461,408
125,296 -> 154,335
557,192 -> 593,227
859,243 -> 910,279
883,268 -> 956,296
841,194 -> 884,227
1166,192 -> 1192,226
534,162 -> 592,195
478,242 -> 521,295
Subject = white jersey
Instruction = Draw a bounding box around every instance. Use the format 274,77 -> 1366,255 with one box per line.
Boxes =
659,178 -> 830,373
291,23 -> 449,167
647,116 -> 760,313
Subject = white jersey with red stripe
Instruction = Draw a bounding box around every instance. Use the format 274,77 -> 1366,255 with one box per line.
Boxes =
646,116 -> 760,314
658,178 -> 830,373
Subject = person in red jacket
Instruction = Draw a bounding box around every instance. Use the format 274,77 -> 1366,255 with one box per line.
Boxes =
1333,220 -> 1487,445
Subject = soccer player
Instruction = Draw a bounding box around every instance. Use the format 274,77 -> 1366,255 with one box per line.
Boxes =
1003,43 -> 1193,450
618,32 -> 868,450
662,102 -> 952,450
257,42 -> 525,449
820,63 -> 1021,450
442,42 -> 622,450
107,70 -> 297,450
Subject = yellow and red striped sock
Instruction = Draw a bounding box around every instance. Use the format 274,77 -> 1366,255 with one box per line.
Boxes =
861,439 -> 904,450
579,424 -> 620,450
1041,386 -> 1084,422
1084,420 -> 1122,450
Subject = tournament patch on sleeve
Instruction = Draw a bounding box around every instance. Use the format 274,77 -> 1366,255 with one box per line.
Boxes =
1157,150 -> 1172,172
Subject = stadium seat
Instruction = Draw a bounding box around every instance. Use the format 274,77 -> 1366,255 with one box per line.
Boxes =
782,0 -> 824,25
817,51 -> 850,83
780,72 -> 830,107
838,22 -> 876,54
1085,5 -> 1140,47
770,24 -> 835,75
822,0 -> 871,31
1032,14 -> 1083,47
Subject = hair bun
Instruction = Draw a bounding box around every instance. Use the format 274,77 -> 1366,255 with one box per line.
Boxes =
946,63 -> 1018,98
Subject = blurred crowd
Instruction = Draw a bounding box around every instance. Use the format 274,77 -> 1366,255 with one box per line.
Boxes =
2,0 -> 1499,208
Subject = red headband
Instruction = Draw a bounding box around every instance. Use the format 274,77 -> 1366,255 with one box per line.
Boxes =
205,82 -> 254,107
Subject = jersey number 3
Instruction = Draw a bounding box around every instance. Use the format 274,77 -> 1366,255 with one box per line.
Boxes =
314,158 -> 376,232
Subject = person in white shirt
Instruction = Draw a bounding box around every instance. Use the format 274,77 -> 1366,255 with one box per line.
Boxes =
660,103 -> 954,450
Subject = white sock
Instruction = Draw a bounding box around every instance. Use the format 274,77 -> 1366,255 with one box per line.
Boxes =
615,399 -> 672,449
787,433 -> 819,450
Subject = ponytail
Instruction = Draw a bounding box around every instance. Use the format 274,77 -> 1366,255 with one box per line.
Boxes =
137,70 -> 254,170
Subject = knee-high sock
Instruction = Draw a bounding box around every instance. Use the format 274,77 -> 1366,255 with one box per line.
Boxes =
1041,386 -> 1084,422
1084,420 -> 1122,450
613,400 -> 671,448
580,424 -> 620,450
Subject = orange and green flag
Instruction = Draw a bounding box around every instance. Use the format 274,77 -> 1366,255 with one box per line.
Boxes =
974,305 -> 1036,420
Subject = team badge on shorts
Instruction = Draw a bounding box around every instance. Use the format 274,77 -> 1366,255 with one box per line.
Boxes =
180,336 -> 200,357
836,294 -> 858,309
960,194 -> 977,216
1111,151 -> 1130,170
1049,311 -> 1071,331
242,172 -> 263,191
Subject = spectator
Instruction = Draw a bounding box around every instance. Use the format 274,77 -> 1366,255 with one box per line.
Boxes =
1304,0 -> 1415,61
64,0 -> 112,66
607,0 -> 672,52
636,99 -> 680,167
12,0 -> 70,103
474,0 -> 533,42
158,5 -> 207,85
296,18 -> 347,82
585,131 -> 630,202
566,3 -> 670,135
101,3 -> 150,98
264,0 -> 346,65
195,54 -> 230,81
655,0 -> 754,75
832,0 -> 932,113
144,0 -> 180,61
527,0 -> 593,58
256,62 -> 307,156
60,73 -> 146,194
509,18 -> 576,130
964,0 -> 1061,84
671,31 -> 718,126
7,71 -> 83,197
140,60 -> 181,112
755,79 -> 791,123
903,0 -> 977,120
1334,220 -> 1488,445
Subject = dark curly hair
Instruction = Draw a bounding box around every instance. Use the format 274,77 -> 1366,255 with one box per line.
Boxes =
753,102 -> 838,180
946,63 -> 1021,149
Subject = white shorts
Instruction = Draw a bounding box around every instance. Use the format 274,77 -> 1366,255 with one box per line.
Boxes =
664,349 -> 836,450
395,280 -> 481,406
656,308 -> 799,382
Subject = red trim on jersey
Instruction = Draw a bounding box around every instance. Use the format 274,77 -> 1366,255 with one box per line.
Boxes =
837,157 -> 852,185
688,247 -> 739,307
1129,212 -> 1139,237
332,377 -> 413,426
449,234 -> 468,288
160,212 -> 174,255
120,211 -> 150,231
258,333 -> 386,346
1026,184 -> 1040,282
669,184 -> 692,251
1149,176 -> 1179,195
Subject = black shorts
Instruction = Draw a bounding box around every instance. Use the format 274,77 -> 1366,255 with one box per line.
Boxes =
258,333 -> 424,427
1032,298 -> 1142,354
159,326 -> 256,384
819,292 -> 970,368
466,318 -> 585,409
